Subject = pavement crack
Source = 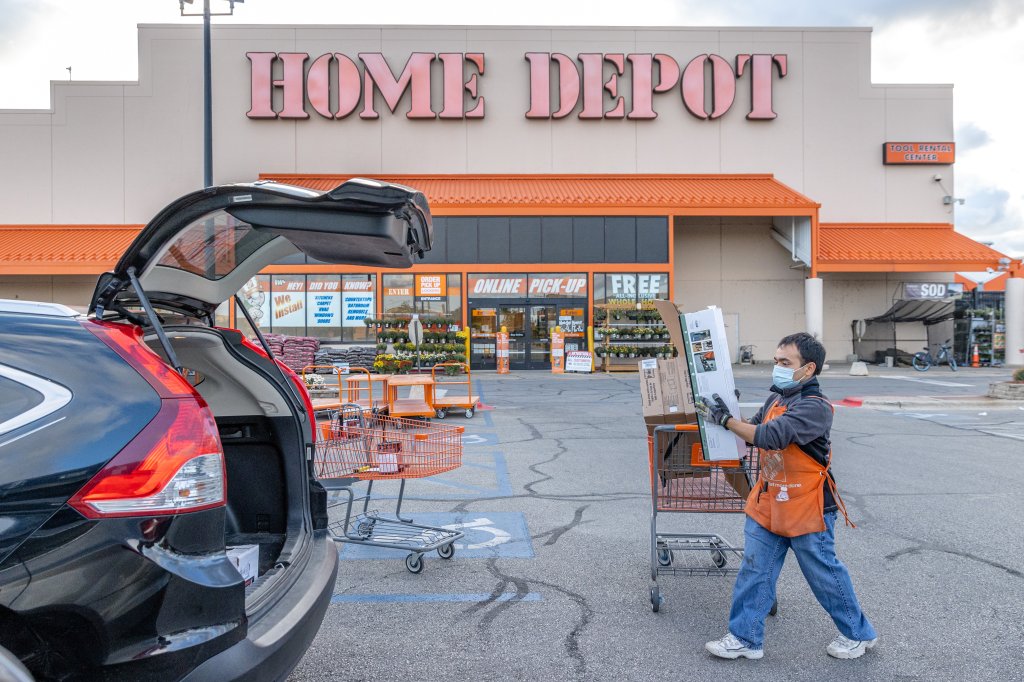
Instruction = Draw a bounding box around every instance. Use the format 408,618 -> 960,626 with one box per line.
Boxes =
526,576 -> 593,680
886,543 -> 1024,579
523,437 -> 568,496
533,505 -> 591,546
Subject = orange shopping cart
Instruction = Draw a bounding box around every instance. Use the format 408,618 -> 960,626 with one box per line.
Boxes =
315,405 -> 465,574
647,423 -> 773,614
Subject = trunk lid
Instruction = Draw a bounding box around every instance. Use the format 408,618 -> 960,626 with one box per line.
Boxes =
89,178 -> 431,316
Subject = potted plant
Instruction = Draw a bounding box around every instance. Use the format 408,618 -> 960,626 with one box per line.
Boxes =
628,346 -> 638,358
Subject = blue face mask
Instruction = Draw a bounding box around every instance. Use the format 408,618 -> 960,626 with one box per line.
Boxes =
772,363 -> 808,391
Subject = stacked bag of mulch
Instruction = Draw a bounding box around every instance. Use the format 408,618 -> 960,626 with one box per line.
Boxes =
278,336 -> 320,372
314,345 -> 377,371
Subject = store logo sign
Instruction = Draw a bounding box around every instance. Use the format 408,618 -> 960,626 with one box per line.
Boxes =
246,51 -> 786,121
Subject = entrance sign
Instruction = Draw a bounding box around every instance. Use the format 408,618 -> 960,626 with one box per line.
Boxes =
565,351 -> 593,373
416,274 -> 447,298
551,330 -> 565,373
496,329 -> 510,374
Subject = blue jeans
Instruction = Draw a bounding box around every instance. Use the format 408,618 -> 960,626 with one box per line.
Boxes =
728,512 -> 877,650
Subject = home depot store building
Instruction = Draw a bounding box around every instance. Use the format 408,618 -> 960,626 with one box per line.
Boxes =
2,24 -> 1021,370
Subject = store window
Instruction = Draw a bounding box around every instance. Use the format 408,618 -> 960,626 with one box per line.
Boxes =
271,275 -> 306,337
341,274 -> 376,342
306,274 -> 341,342
236,274 -> 271,332
383,273 -> 462,323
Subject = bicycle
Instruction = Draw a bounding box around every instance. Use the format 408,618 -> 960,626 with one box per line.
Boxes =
911,339 -> 958,372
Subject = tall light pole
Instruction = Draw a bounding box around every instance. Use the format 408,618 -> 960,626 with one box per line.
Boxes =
180,1 -> 243,188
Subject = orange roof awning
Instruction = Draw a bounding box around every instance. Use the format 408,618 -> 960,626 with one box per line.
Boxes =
259,173 -> 820,216
0,225 -> 142,275
817,223 -> 1010,273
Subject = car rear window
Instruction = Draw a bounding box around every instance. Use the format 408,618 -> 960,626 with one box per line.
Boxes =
0,375 -> 44,429
157,210 -> 276,281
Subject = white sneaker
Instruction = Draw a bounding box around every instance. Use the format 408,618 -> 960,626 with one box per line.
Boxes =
826,634 -> 878,659
705,632 -> 764,660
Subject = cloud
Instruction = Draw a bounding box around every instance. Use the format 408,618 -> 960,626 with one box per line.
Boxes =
0,0 -> 45,53
956,186 -> 1024,254
956,123 -> 991,153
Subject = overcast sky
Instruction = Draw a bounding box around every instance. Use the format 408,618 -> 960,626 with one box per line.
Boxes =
1,0 -> 1021,256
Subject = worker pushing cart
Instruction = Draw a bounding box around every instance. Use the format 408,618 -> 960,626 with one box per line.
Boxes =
314,404 -> 465,574
647,423 -> 764,613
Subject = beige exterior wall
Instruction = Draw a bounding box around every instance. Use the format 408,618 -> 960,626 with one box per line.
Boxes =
0,24 -> 953,223
0,25 -> 958,353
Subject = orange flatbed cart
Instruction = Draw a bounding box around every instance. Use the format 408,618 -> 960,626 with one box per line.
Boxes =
301,364 -> 348,412
430,362 -> 480,419
341,368 -> 390,413
385,373 -> 436,419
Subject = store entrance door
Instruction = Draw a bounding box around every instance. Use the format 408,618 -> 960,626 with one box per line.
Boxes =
469,300 -> 587,370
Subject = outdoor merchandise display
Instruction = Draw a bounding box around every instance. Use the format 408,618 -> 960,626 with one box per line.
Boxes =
262,333 -> 321,372
314,345 -> 377,371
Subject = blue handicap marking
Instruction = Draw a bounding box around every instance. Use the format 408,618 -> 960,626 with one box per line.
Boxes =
462,432 -> 498,447
338,512 -> 534,560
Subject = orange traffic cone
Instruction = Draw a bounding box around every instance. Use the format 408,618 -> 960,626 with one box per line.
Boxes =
971,344 -> 980,367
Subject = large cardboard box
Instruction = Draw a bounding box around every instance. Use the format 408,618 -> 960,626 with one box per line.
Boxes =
638,357 -> 696,435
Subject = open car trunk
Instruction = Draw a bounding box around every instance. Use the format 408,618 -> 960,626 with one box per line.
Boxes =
145,325 -> 313,599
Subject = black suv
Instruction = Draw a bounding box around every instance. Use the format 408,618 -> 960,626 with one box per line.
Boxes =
0,179 -> 432,681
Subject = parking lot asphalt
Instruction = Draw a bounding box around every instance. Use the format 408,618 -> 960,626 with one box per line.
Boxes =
288,369 -> 1023,681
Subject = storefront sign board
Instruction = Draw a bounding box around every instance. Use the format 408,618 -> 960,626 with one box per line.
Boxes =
565,351 -> 593,373
902,282 -> 963,300
883,142 -> 955,165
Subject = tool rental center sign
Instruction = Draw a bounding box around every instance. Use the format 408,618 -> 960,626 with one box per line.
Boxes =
246,51 -> 787,122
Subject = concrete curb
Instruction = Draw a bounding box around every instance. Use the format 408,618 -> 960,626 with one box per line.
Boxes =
851,395 -> 1024,410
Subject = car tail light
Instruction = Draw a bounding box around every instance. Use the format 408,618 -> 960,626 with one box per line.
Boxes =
70,320 -> 226,518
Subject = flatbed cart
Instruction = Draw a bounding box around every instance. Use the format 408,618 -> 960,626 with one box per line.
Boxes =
301,364 -> 347,412
430,362 -> 480,419
340,367 -> 389,412
385,373 -> 437,419
648,423 -> 771,613
314,404 -> 465,573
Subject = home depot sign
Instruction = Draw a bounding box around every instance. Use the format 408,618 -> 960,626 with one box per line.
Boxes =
246,51 -> 787,121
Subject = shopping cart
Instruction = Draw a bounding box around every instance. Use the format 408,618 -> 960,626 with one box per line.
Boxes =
647,423 -> 767,613
315,404 -> 465,573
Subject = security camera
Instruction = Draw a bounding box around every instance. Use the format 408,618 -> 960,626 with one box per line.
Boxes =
932,174 -> 942,182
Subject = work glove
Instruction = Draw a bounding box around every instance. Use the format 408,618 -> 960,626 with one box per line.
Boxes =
696,393 -> 734,428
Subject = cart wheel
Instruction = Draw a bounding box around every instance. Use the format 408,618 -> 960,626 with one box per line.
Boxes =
465,408 -> 475,419
769,600 -> 779,617
711,549 -> 727,568
435,408 -> 447,419
650,586 -> 662,613
437,543 -> 455,560
405,553 -> 424,574
657,548 -> 673,567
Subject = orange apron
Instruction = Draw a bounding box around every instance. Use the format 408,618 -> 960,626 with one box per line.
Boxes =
744,396 -> 853,537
